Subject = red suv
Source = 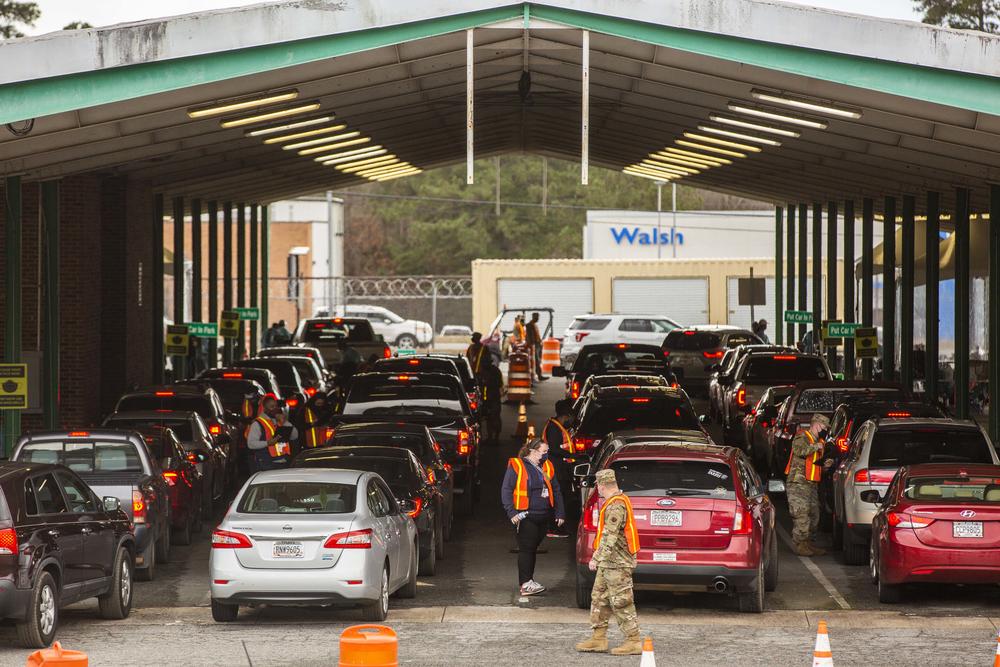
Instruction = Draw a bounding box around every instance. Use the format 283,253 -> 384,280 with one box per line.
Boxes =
575,442 -> 777,613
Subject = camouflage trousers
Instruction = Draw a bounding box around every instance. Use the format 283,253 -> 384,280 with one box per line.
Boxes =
787,480 -> 820,544
590,567 -> 640,638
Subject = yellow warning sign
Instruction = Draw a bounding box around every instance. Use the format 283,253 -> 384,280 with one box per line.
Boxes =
0,364 -> 28,410
854,327 -> 878,358
165,324 -> 190,356
220,311 -> 240,339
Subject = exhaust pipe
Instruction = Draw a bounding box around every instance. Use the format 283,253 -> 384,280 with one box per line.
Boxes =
712,577 -> 729,593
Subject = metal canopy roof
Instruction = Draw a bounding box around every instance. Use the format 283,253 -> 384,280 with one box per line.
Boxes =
2,0 -> 1000,212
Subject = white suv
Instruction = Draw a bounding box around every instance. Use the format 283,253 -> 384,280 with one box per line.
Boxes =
560,314 -> 682,365
315,304 -> 433,348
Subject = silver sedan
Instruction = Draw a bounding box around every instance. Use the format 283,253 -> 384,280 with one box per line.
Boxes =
209,467 -> 418,622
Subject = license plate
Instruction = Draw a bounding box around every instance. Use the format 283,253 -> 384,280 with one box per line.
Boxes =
273,541 -> 304,558
653,552 -> 677,562
953,521 -> 983,538
651,510 -> 682,527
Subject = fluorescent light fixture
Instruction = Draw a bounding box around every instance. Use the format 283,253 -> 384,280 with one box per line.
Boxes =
220,101 -> 321,128
675,139 -> 747,159
359,162 -> 415,177
750,89 -> 862,119
318,148 -> 387,164
709,114 -> 800,138
338,157 -> 400,173
288,246 -> 311,256
623,167 -> 675,182
370,165 -> 417,178
374,168 -> 422,182
647,153 -> 710,170
697,126 -> 781,146
188,89 -> 299,119
628,164 -> 684,180
727,104 -> 828,129
640,159 -> 697,175
683,133 -> 762,153
283,131 -> 361,151
261,123 -> 347,144
298,137 -> 371,156
660,147 -> 731,166
245,115 -> 336,137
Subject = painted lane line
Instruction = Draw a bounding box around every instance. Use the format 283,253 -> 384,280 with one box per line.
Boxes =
776,524 -> 851,610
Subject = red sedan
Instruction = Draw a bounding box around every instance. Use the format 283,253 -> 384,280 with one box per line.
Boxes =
869,463 -> 1000,603
575,441 -> 777,613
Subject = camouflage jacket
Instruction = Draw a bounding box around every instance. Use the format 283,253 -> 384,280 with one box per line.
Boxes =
786,430 -> 825,484
593,499 -> 637,571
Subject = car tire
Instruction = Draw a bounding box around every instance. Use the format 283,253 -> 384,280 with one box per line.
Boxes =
174,513 -> 192,546
843,526 -> 868,566
211,599 -> 239,622
831,514 -> 844,551
136,542 -> 155,582
868,539 -> 880,585
419,528 -> 437,576
443,501 -> 454,542
764,534 -> 779,593
575,568 -> 592,609
877,575 -> 901,604
457,482 -> 475,517
396,334 -> 418,349
361,565 -> 390,622
156,524 -> 171,564
396,542 -> 418,599
98,547 -> 133,620
435,515 -> 445,560
737,559 -> 765,613
16,571 -> 58,648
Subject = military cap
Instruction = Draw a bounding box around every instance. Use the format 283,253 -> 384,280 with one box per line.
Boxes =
811,413 -> 831,428
595,469 -> 618,486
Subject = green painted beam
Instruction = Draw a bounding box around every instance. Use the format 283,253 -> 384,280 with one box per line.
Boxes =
249,204 -> 259,357
41,180 -> 60,428
3,176 -> 22,456
152,194 -> 165,383
774,206 -> 783,346
843,200 -> 855,378
955,187 -> 971,419
785,204 -> 795,346
925,191 -> 940,402
207,200 -> 219,369
990,184 -> 1000,443
261,205 -> 270,346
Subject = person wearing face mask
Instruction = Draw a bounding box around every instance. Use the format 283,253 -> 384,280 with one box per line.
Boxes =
500,439 -> 566,596
246,396 -> 299,472
785,413 -> 831,556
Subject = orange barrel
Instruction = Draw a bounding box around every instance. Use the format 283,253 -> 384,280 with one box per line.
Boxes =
507,352 -> 533,402
540,338 -> 561,374
25,642 -> 89,667
339,625 -> 398,667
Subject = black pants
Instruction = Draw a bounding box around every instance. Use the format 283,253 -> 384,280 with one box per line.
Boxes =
516,516 -> 548,585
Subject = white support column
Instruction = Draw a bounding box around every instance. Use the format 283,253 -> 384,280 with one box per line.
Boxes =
466,28 -> 475,185
581,29 -> 590,185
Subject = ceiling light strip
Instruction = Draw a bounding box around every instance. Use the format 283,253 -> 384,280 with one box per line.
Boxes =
682,133 -> 762,153
640,159 -> 697,175
220,102 -> 321,128
727,104 -> 828,129
261,123 -> 347,144
283,131 -> 361,151
374,168 -> 423,182
245,115 -> 336,137
750,89 -> 862,119
628,164 -> 684,179
299,137 -> 372,156
358,162 -> 415,177
623,168 -> 676,182
708,114 -> 800,138
647,154 -> 711,170
697,126 -> 781,146
189,89 -> 299,119
318,147 -> 387,164
338,156 -> 400,172
675,139 -> 747,159
660,147 -> 730,166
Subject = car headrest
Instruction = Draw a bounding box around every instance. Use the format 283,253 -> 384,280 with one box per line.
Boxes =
255,498 -> 279,512
984,485 -> 1000,502
325,498 -> 346,513
916,484 -> 942,497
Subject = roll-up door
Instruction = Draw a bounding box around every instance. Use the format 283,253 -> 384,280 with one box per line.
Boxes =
497,279 -> 594,333
612,278 -> 709,326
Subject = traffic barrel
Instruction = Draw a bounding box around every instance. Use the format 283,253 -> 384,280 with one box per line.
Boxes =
338,624 -> 398,667
993,628 -> 1000,667
639,637 -> 657,667
540,338 -> 560,375
507,351 -> 533,403
811,620 -> 833,667
25,642 -> 88,667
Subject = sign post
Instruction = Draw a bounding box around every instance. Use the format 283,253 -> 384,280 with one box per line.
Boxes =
0,364 -> 28,410
738,268 -> 766,330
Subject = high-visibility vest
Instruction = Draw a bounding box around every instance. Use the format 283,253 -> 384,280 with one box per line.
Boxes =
593,493 -> 640,555
513,321 -> 526,343
508,457 -> 555,510
255,415 -> 290,459
785,430 -> 823,482
303,407 -> 324,448
241,397 -> 256,419
468,344 -> 486,375
543,418 -> 573,452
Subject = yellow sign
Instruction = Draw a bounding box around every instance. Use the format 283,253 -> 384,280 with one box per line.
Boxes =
0,364 -> 28,409
854,327 -> 878,358
220,310 -> 240,339
165,325 -> 190,356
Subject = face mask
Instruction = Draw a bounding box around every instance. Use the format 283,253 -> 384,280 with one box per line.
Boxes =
818,428 -> 829,440
539,453 -> 548,463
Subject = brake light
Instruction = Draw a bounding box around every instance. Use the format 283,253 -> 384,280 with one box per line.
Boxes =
854,469 -> 896,485
574,436 -> 596,453
286,398 -> 299,408
325,427 -> 335,440
458,430 -> 471,456
0,527 -> 17,555
333,318 -> 343,325
617,344 -> 629,349
408,359 -> 421,365
212,529 -> 253,548
736,388 -> 747,407
702,350 -> 724,359
305,387 -> 317,397
684,330 -> 696,336
426,468 -> 436,485
443,463 -> 453,473
222,372 -> 243,378
469,400 -> 478,411
732,508 -> 753,535
632,397 -> 650,403
208,423 -> 222,436
886,512 -> 934,529
383,346 -> 392,359
406,498 -> 424,518
772,355 -> 797,360
392,375 -> 414,382
155,391 -> 174,397
575,332 -> 590,343
324,528 -> 372,549
836,437 -> 848,452
571,381 -> 580,400
68,431 -> 90,438
584,494 -> 600,532
662,349 -> 670,357
132,490 -> 147,524
886,411 -> 911,418
312,323 -> 328,329
163,471 -> 179,486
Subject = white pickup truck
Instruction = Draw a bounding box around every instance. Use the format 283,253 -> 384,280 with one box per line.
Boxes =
315,304 -> 433,348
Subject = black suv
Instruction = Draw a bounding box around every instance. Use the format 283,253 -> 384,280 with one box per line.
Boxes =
0,462 -> 134,647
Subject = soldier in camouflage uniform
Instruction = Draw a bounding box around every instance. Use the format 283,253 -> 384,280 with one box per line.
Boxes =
576,469 -> 643,656
786,413 -> 831,556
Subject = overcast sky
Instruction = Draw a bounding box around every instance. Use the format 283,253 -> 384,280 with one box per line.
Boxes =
29,0 -> 923,35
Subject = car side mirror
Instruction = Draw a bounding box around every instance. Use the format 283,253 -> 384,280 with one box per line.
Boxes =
767,479 -> 786,494
699,414 -> 708,424
551,366 -> 567,377
103,496 -> 122,513
573,463 -> 590,478
399,499 -> 419,515
709,364 -> 721,372
860,490 -> 883,504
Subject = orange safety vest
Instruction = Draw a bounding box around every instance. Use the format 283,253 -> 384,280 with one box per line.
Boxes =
241,398 -> 256,419
593,493 -> 640,555
303,407 -> 324,448
508,457 -> 556,510
513,321 -> 526,343
468,344 -> 486,375
785,430 -> 823,482
255,415 -> 291,459
543,418 -> 573,452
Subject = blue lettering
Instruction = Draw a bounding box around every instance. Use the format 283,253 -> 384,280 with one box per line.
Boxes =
674,231 -> 684,245
610,226 -> 639,244
609,226 -> 684,247
638,232 -> 651,245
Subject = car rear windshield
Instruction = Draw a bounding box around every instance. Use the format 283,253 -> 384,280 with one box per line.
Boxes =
296,457 -> 417,494
377,359 -> 455,376
18,440 -> 143,473
904,476 -> 1000,503
573,348 -> 666,375
610,459 -> 736,500
869,429 -> 994,467
117,395 -> 211,419
302,320 -> 375,344
201,381 -> 260,412
581,397 -> 700,434
796,387 -> 903,413
236,360 -> 300,388
238,482 -> 358,514
743,357 -> 829,383
663,331 -> 720,350
344,378 -> 463,416
107,418 -> 194,442
285,358 -> 321,382
569,318 -> 611,331
331,433 -> 428,458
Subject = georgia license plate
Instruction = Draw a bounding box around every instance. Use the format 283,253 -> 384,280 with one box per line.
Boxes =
650,510 -> 682,527
953,521 -> 983,538
273,541 -> 304,558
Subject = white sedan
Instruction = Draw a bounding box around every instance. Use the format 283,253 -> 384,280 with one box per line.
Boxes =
209,468 -> 418,622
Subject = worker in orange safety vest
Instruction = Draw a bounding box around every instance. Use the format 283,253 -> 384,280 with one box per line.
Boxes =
785,413 -> 832,556
246,396 -> 298,471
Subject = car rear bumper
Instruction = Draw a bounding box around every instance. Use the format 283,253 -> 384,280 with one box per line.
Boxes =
882,533 -> 1000,585
0,578 -> 31,621
576,563 -> 757,593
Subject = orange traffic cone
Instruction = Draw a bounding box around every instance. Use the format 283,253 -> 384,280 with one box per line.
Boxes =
514,403 -> 528,439
812,620 -> 833,667
992,628 -> 1000,667
526,424 -> 536,440
639,636 -> 656,667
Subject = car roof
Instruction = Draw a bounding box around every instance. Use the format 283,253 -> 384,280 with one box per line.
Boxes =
121,385 -> 209,398
106,409 -> 202,422
793,380 -> 901,391
375,357 -> 457,369
333,422 -> 429,436
902,463 -> 1000,477
587,374 -> 668,385
609,442 -> 737,461
247,468 -> 366,484
873,418 -> 982,430
301,446 -> 414,461
263,346 -> 322,354
354,371 -> 462,384
607,429 -> 714,445
592,385 -> 686,399
0,461 -> 62,480
578,343 -> 664,353
18,429 -> 142,442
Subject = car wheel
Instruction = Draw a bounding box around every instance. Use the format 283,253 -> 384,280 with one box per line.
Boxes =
831,514 -> 844,551
156,524 -> 171,563
764,533 -> 779,592
442,500 -> 454,542
211,599 -> 239,622
361,565 -> 390,622
174,512 -> 192,546
575,568 -> 592,609
434,515 -> 445,560
16,571 -> 58,648
877,559 -> 901,604
419,528 -> 437,576
98,547 -> 133,620
396,542 -> 418,599
869,539 -> 880,585
396,334 -> 418,349
457,482 -> 475,517
136,542 -> 155,582
843,526 -> 868,566
737,559 -> 765,613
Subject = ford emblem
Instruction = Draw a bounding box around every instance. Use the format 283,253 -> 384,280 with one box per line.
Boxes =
282,524 -> 293,532
960,510 -> 976,518
657,499 -> 675,507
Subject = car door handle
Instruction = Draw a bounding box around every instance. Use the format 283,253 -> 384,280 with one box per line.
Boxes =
47,530 -> 60,537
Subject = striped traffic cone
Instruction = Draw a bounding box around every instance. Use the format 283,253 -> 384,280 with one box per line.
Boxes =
812,620 -> 833,667
514,403 -> 528,439
639,637 -> 656,667
992,628 -> 1000,667
526,424 -> 536,441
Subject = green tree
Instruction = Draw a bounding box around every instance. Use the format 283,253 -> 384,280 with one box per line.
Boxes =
0,0 -> 39,38
914,0 -> 1000,32
62,21 -> 92,30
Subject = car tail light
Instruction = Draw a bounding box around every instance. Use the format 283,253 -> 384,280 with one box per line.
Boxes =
571,381 -> 580,400
772,355 -> 797,360
457,429 -> 471,456
583,494 -> 600,532
574,436 -> 596,453
885,411 -> 911,418
426,468 -> 436,485
286,398 -> 299,408
406,498 -> 424,518
0,527 -> 17,556
836,437 -> 848,452
324,529 -> 373,549
305,387 -> 317,397
212,529 -> 253,548
662,349 -> 670,357
325,427 -> 335,441
383,346 -> 392,359
392,375 -> 414,382
732,508 -> 753,535
631,398 -> 650,403
736,388 -> 747,407
132,490 -> 147,524
222,372 -> 243,378
575,332 -> 590,343
443,463 -> 452,473
155,391 -> 174,397
684,330 -> 696,336
702,350 -> 724,359
408,359 -> 421,366
208,422 -> 222,436
469,400 -> 478,411
854,469 -> 897,485
163,471 -> 179,486
886,512 -> 934,529
68,431 -> 90,438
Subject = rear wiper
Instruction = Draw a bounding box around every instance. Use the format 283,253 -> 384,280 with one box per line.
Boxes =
661,489 -> 713,496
